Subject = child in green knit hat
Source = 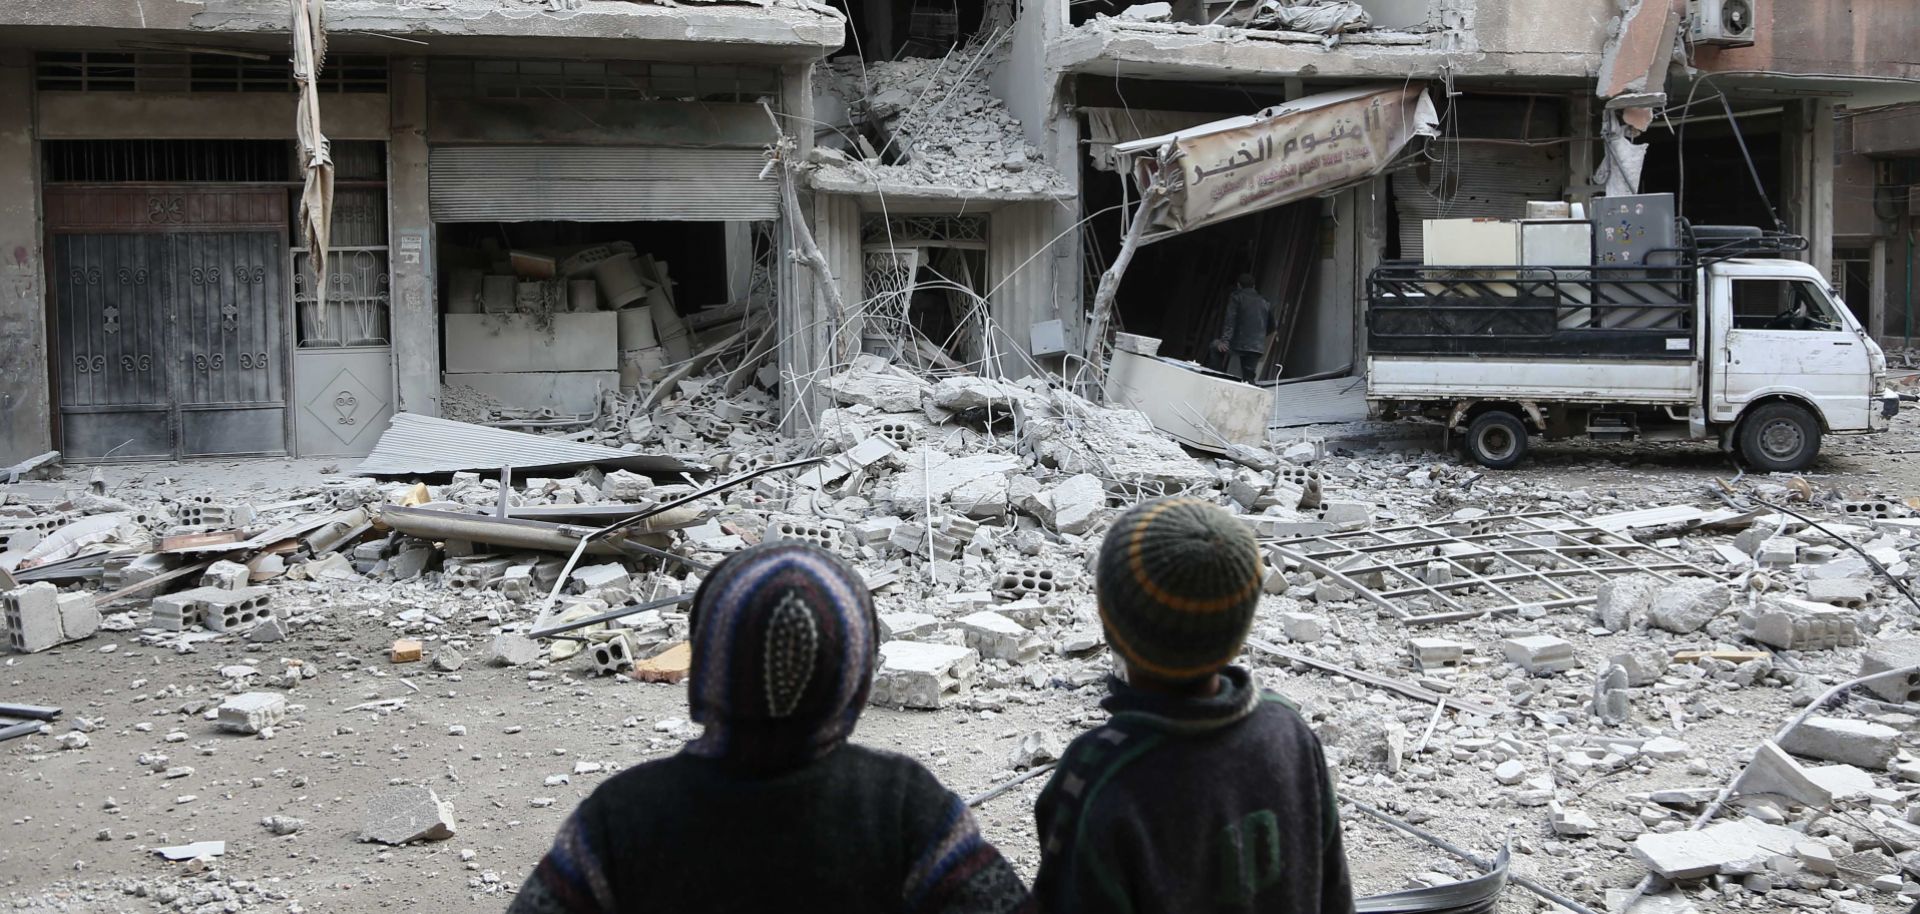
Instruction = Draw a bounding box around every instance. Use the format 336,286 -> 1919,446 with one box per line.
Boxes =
1033,497 -> 1354,914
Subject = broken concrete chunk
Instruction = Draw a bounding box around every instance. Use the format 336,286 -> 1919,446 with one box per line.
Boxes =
361,786 -> 456,845
245,616 -> 288,644
154,840 -> 225,861
872,641 -> 977,710
217,692 -> 288,735
1593,574 -> 1660,632
956,610 -> 1041,664
1608,648 -> 1669,687
1741,596 -> 1859,651
431,647 -> 466,672
55,592 -> 100,642
1859,639 -> 1920,703
1778,717 -> 1899,769
1500,634 -> 1575,675
1804,578 -> 1872,609
1045,474 -> 1107,536
1279,612 -> 1325,643
1409,637 -> 1468,672
1733,741 -> 1835,809
1009,729 -> 1065,769
1645,581 -> 1731,634
489,633 -> 542,667
1630,817 -> 1805,879
630,642 -> 692,684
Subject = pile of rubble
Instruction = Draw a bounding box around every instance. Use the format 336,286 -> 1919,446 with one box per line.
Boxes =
811,54 -> 1070,197
10,344 -> 1920,910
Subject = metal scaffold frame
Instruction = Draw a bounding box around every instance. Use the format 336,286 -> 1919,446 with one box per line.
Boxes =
1266,511 -> 1726,625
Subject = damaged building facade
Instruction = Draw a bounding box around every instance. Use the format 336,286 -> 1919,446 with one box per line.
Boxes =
0,0 -> 836,464
3,0 -> 1920,466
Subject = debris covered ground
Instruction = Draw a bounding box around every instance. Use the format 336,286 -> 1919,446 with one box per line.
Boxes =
8,356 -> 1920,914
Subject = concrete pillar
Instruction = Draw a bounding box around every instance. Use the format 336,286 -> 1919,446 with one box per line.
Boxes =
1355,176 -> 1389,368
1785,99 -> 1836,281
1871,237 -> 1889,340
0,52 -> 51,464
388,57 -> 438,418
777,62 -> 829,435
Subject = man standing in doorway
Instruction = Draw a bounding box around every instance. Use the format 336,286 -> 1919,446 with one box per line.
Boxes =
1215,273 -> 1274,383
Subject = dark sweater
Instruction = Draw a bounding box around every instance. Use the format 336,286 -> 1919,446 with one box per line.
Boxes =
508,744 -> 1034,914
1033,667 -> 1354,914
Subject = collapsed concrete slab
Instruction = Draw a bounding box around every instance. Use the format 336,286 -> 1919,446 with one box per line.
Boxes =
1778,717 -> 1899,769
361,786 -> 456,845
1741,597 -> 1860,651
872,641 -> 977,709
1630,817 -> 1805,880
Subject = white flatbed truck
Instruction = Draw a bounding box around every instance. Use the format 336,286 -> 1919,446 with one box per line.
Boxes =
1365,230 -> 1897,471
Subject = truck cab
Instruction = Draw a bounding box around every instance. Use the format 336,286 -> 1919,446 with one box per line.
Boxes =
1708,259 -> 1891,468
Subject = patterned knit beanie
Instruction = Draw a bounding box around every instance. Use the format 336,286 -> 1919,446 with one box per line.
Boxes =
1095,498 -> 1262,683
683,543 -> 878,773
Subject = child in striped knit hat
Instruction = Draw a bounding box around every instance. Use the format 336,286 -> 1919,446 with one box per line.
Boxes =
1033,498 -> 1353,914
509,543 -> 1033,914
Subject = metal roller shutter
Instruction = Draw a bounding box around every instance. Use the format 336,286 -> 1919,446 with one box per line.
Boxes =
429,146 -> 779,222
1391,141 -> 1565,261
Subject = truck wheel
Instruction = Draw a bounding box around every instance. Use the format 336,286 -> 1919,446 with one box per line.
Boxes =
1465,411 -> 1528,469
1738,402 -> 1821,472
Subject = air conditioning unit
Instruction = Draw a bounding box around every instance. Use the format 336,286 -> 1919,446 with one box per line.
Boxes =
1688,0 -> 1756,47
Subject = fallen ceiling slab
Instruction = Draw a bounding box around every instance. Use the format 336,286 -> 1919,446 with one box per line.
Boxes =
356,412 -> 706,480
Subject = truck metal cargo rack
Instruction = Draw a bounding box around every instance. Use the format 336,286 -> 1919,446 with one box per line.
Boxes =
1367,264 -> 1697,360
1265,510 -> 1724,625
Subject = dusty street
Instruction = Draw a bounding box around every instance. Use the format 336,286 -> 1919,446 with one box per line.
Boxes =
7,372 -> 1920,914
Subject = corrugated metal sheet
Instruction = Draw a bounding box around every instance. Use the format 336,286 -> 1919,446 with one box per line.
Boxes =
1268,374 -> 1370,427
1391,142 -> 1564,261
429,146 -> 779,222
357,412 -> 706,478
990,201 -> 1062,376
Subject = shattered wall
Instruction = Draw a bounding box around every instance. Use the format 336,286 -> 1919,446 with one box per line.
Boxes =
0,53 -> 50,465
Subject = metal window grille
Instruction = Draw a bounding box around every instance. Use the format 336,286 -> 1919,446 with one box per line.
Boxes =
42,140 -> 293,184
861,215 -> 989,247
427,58 -> 779,102
35,51 -> 387,93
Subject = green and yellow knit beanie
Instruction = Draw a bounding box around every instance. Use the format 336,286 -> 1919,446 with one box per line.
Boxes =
1095,498 -> 1262,684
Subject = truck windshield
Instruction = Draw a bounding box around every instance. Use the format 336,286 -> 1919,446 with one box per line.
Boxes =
1730,278 -> 1844,332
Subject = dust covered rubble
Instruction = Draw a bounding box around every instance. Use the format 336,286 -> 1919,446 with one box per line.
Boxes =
810,55 -> 1071,197
15,360 -> 1920,912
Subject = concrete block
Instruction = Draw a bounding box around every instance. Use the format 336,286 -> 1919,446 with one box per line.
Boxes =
443,312 -> 617,373
588,633 -> 636,676
1860,639 -> 1920,702
1280,612 -> 1325,643
1501,634 -> 1576,675
1046,474 -> 1106,536
1594,574 -> 1660,632
200,560 -> 251,590
56,593 -> 100,642
872,641 -> 977,709
852,517 -> 901,546
1755,538 -> 1800,569
495,565 -> 537,601
174,502 -> 256,527
199,587 -> 274,633
956,611 -> 1041,664
1837,499 -> 1898,520
1778,717 -> 1900,769
1593,664 -> 1630,725
600,470 -> 654,500
1741,597 -> 1860,651
1646,581 -> 1731,634
445,556 -> 514,592
4,583 -> 63,653
992,565 -> 1067,602
361,786 -> 456,845
878,612 -> 941,641
1608,648 -> 1670,687
570,563 -> 632,602
1804,578 -> 1872,609
1630,817 -> 1805,879
388,547 -> 432,580
217,692 -> 289,734
1409,637 -> 1469,672
150,586 -> 222,632
763,516 -> 847,553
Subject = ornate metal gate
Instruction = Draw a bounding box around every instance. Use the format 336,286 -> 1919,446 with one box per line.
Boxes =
45,187 -> 290,461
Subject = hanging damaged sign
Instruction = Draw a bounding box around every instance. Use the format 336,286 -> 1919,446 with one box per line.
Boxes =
1115,84 -> 1438,235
